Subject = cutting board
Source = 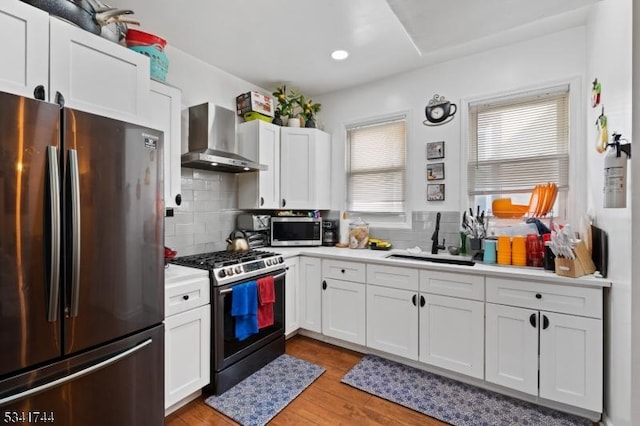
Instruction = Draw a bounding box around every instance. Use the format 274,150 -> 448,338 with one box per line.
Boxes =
591,225 -> 608,278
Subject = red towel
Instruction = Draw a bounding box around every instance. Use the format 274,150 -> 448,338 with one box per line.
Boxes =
257,276 -> 275,328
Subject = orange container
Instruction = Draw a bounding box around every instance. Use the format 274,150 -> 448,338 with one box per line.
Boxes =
497,235 -> 511,265
511,236 -> 527,266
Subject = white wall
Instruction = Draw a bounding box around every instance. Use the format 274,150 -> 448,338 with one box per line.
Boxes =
317,27 -> 587,219
161,47 -> 271,255
585,1 -> 633,425
632,2 -> 640,424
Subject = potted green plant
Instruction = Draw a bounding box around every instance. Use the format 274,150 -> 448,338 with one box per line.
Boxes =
272,85 -> 303,127
299,95 -> 321,128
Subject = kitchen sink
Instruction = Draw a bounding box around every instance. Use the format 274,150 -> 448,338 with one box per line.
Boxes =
386,253 -> 476,266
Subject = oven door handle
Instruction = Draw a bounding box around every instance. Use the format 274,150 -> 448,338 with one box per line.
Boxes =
219,270 -> 287,295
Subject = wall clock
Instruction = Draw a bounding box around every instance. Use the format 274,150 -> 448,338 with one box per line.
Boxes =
424,94 -> 457,126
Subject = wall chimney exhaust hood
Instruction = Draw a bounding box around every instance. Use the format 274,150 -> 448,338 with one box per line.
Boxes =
181,103 -> 267,173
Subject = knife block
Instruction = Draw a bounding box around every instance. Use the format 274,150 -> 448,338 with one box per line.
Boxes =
554,241 -> 596,278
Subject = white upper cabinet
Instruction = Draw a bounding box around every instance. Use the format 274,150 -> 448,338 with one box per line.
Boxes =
0,1 -> 49,99
49,16 -> 150,124
238,124 -> 331,210
279,127 -> 331,210
149,81 -> 182,208
237,120 -> 281,209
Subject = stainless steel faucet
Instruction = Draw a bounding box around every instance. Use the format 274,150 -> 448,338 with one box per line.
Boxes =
431,212 -> 446,254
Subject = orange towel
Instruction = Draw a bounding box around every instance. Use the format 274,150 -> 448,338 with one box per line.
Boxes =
257,276 -> 275,328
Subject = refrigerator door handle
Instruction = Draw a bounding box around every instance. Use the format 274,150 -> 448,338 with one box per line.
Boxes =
47,146 -> 61,323
0,339 -> 153,406
69,149 -> 81,317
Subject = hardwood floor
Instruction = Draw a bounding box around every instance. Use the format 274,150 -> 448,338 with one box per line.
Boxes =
165,335 -> 448,425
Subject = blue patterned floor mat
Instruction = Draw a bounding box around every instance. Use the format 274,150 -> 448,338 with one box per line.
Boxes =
205,354 -> 325,426
341,354 -> 593,426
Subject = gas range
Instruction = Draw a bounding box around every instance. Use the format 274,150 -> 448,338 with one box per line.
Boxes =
170,250 -> 285,286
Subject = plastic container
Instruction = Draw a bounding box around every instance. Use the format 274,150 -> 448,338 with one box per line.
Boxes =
129,45 -> 169,82
125,28 -> 167,49
483,240 -> 497,264
348,217 -> 369,249
497,235 -> 511,265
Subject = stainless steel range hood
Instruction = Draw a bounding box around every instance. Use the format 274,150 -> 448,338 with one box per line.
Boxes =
181,103 -> 267,173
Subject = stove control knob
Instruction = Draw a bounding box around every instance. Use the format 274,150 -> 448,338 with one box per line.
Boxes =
218,269 -> 226,278
235,266 -> 243,274
225,267 -> 234,276
278,256 -> 284,264
266,259 -> 272,266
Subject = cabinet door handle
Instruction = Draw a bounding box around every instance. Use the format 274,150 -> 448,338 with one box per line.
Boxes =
529,313 -> 537,328
282,198 -> 286,207
322,280 -> 327,290
535,293 -> 542,299
34,85 -> 46,100
412,294 -> 417,306
182,295 -> 189,301
419,295 -> 425,307
542,315 -> 549,330
260,197 -> 264,206
175,193 -> 182,206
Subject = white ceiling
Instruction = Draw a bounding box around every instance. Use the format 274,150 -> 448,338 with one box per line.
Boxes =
107,0 -> 599,96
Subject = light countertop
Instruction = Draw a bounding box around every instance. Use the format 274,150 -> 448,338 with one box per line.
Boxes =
270,246 -> 612,289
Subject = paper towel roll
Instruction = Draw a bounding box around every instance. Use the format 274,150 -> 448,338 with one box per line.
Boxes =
339,211 -> 349,245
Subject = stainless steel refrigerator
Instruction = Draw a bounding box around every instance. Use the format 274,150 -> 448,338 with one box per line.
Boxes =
0,91 -> 164,425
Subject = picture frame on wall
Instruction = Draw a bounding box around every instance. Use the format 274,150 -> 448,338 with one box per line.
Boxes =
426,162 -> 445,181
426,141 -> 445,160
427,184 -> 445,201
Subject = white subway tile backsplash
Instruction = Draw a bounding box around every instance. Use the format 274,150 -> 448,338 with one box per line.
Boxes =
164,168 -> 240,255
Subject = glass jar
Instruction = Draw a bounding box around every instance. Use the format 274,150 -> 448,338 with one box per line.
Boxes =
348,217 -> 369,249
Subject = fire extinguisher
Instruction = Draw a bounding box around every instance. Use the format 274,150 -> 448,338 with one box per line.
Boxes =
604,133 -> 632,208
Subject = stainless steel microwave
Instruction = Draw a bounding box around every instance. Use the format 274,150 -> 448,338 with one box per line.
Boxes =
270,217 -> 322,246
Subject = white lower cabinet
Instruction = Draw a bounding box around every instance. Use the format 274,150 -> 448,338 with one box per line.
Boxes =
165,305 -> 210,409
284,257 -> 300,336
321,278 -> 366,345
366,285 -> 418,360
164,265 -> 210,412
299,257 -> 322,333
485,277 -> 603,412
419,294 -> 484,379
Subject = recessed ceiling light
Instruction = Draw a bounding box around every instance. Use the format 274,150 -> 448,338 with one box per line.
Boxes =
331,50 -> 349,61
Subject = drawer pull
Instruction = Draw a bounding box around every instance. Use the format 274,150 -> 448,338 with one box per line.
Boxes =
341,269 -> 345,273
529,313 -> 537,328
542,315 -> 550,330
182,295 -> 189,301
535,293 -> 542,299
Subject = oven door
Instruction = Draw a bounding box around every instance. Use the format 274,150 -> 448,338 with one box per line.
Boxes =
212,269 -> 286,372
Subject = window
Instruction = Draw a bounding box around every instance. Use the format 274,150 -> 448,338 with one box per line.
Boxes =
467,86 -> 569,218
346,115 -> 407,224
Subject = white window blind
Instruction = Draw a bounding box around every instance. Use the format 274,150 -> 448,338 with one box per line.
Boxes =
468,87 -> 569,195
347,117 -> 406,213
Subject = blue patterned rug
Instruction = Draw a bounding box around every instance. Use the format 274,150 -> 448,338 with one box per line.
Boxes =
342,354 -> 593,426
204,354 -> 324,426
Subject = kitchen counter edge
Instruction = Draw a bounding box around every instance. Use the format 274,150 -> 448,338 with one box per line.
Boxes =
273,247 -> 611,289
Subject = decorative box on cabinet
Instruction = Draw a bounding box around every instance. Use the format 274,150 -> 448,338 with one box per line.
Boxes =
164,265 -> 211,413
485,277 -> 603,412
237,120 -> 281,209
0,0 -> 49,99
321,260 -> 366,345
49,16 -> 150,124
149,81 -> 182,208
